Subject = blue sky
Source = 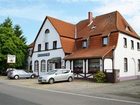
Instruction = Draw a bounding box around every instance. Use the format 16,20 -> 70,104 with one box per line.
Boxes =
0,0 -> 140,44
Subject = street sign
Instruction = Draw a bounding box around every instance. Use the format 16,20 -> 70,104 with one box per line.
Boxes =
7,55 -> 16,63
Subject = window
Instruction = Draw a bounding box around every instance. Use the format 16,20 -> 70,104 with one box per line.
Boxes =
137,42 -> 140,50
38,44 -> 41,51
138,59 -> 140,72
34,60 -> 39,72
82,40 -> 88,48
103,37 -> 108,45
41,60 -> 46,72
124,58 -> 128,72
125,26 -> 131,32
62,70 -> 69,74
131,40 -> 134,49
88,59 -> 100,73
53,41 -> 57,49
30,61 -> 32,71
73,60 -> 83,73
45,29 -> 50,34
45,42 -> 49,50
123,38 -> 127,48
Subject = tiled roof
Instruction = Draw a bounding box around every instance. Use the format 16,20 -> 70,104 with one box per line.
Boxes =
60,37 -> 75,53
64,46 -> 115,60
28,42 -> 34,48
48,16 -> 75,38
32,11 -> 139,57
47,16 -> 75,53
76,11 -> 139,39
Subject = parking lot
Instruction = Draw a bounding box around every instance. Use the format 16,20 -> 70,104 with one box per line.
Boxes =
0,76 -> 140,101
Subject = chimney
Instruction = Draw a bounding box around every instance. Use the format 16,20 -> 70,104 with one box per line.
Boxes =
88,12 -> 93,23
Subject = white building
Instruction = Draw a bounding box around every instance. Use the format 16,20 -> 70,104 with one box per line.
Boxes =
29,11 -> 140,81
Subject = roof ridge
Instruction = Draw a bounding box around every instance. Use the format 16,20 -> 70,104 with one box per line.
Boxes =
96,10 -> 119,18
115,11 -> 119,31
47,16 -> 75,26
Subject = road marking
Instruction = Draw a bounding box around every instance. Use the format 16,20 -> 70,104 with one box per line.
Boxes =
46,89 -> 140,105
1,81 -> 140,105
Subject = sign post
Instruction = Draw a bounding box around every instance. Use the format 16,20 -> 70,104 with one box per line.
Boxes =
7,55 -> 16,64
7,55 -> 16,71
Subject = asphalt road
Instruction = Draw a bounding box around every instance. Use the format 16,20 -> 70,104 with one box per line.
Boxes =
0,83 -> 140,105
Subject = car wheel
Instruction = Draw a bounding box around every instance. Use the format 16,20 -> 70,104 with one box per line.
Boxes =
14,75 -> 19,80
49,78 -> 54,84
31,75 -> 35,79
68,77 -> 73,82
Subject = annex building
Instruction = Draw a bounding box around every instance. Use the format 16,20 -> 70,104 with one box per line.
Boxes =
28,11 -> 140,81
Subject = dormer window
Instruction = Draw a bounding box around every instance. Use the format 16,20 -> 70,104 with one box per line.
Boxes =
82,39 -> 88,48
45,29 -> 50,34
102,37 -> 108,46
125,26 -> 131,32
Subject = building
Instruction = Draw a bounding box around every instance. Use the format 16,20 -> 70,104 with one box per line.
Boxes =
29,11 -> 140,80
27,42 -> 34,71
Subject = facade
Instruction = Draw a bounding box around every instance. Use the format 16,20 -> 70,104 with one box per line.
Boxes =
29,11 -> 140,80
27,42 -> 34,71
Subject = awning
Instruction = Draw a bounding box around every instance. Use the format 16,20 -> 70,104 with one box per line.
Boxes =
48,57 -> 61,63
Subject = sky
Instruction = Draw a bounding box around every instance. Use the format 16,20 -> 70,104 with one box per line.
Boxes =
0,0 -> 140,44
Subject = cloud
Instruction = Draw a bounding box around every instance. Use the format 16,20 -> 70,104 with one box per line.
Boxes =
0,3 -> 64,22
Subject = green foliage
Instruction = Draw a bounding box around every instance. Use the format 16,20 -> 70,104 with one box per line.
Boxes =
0,17 -> 27,74
94,71 -> 106,83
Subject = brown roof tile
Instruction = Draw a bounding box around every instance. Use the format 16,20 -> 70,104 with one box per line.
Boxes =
28,42 -> 34,48
33,11 -> 139,57
48,16 -> 75,38
60,37 -> 75,53
64,46 -> 115,60
76,11 -> 139,39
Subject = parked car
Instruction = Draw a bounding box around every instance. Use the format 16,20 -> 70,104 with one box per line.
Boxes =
7,69 -> 36,79
38,69 -> 74,84
6,68 -> 16,75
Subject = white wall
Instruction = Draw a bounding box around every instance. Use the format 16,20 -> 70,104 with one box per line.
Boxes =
66,60 -> 70,69
114,33 -> 140,78
104,59 -> 112,72
34,19 -> 62,52
27,47 -> 33,71
32,19 -> 65,73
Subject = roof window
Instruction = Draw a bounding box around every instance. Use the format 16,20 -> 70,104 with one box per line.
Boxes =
125,26 -> 131,32
102,37 -> 108,46
82,39 -> 88,48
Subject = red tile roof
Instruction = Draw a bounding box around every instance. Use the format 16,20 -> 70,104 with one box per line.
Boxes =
60,37 -> 75,53
64,46 -> 115,60
32,11 -> 139,58
76,11 -> 139,39
48,16 -> 75,39
28,42 -> 34,48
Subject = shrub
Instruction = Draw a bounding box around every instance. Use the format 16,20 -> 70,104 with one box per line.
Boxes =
94,71 -> 106,83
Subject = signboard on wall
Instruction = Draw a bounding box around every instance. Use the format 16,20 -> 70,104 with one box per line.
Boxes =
7,55 -> 16,63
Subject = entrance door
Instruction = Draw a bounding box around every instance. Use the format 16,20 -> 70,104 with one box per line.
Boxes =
47,63 -> 55,71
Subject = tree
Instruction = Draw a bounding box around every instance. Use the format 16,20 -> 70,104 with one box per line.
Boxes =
14,25 -> 27,44
0,17 -> 27,74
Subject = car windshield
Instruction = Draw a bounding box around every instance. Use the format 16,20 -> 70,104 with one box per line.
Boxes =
47,70 -> 57,75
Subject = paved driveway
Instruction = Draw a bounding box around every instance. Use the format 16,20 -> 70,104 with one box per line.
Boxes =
0,76 -> 140,101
